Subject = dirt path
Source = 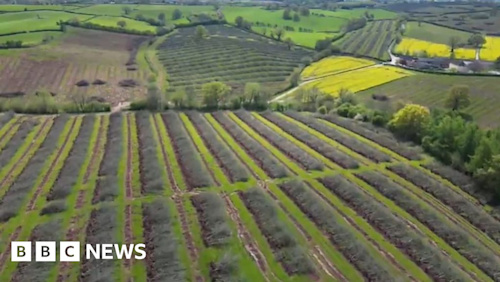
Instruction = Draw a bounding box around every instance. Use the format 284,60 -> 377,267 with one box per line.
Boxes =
152,115 -> 203,282
258,181 -> 343,281
28,118 -> 77,211
222,193 -> 270,282
0,118 -> 51,188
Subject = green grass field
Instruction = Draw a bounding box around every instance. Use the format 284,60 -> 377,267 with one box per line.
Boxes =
404,21 -> 471,45
75,4 -> 213,24
0,31 -> 62,45
0,11 -> 91,34
358,73 -> 500,128
0,4 -> 80,11
310,8 -> 398,20
87,16 -> 157,32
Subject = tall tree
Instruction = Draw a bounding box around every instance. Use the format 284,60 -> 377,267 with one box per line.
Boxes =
274,28 -> 284,41
468,33 -> 486,48
117,20 -> 127,29
448,36 -> 461,53
202,82 -> 231,109
122,6 -> 131,15
158,13 -> 166,25
388,104 -> 431,142
283,8 -> 292,20
195,25 -> 208,40
444,85 -> 471,111
172,9 -> 182,20
235,16 -> 244,28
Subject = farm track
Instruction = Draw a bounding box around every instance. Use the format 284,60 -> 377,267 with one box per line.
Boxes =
152,115 -> 203,282
27,118 -> 78,211
222,193 -> 270,282
0,118 -> 51,189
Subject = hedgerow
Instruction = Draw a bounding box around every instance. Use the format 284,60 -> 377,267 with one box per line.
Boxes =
286,111 -> 391,163
356,171 -> 500,280
46,115 -> 94,201
93,113 -> 122,203
81,204 -> 117,282
320,175 -> 467,281
0,119 -> 37,168
162,111 -> 212,189
142,199 -> 185,282
388,163 -> 500,245
136,112 -> 164,195
261,112 -> 359,169
212,112 -> 288,179
12,219 -> 61,281
0,115 -> 68,222
191,192 -> 231,247
235,111 -> 323,171
186,111 -> 249,183
317,114 -> 421,160
240,187 -> 314,275
278,180 -> 393,281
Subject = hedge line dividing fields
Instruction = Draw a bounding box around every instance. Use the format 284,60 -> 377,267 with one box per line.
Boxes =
157,25 -> 310,96
1,110 -> 500,281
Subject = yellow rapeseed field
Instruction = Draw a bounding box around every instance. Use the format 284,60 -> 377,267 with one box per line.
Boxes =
479,36 -> 500,61
304,66 -> 412,96
395,38 -> 476,60
301,56 -> 375,79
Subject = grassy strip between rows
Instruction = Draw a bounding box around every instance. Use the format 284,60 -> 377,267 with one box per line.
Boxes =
285,113 -> 500,266
251,112 -> 487,280
230,112 -> 422,280
0,116 -> 82,280
129,114 -> 147,281
0,117 -> 53,198
316,117 -> 480,204
48,115 -> 103,281
0,116 -> 21,152
179,113 -> 226,186
149,114 -> 194,279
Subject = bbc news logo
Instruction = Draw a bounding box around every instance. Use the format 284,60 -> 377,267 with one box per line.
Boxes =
11,242 -> 146,262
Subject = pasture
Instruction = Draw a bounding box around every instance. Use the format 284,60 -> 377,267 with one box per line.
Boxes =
0,28 -> 149,105
87,16 -> 157,32
335,20 -> 397,60
0,11 -> 91,34
358,73 -> 500,128
301,65 -> 412,97
0,31 -> 61,46
157,25 -> 310,97
404,21 -> 471,45
0,110 -> 498,282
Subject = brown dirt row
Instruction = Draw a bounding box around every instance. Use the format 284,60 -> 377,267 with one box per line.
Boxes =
222,193 -> 271,282
83,117 -> 105,184
306,182 -> 416,281
257,181 -> 344,281
27,118 -> 78,211
124,204 -> 133,271
0,226 -> 21,271
0,118 -> 51,188
151,115 -> 202,282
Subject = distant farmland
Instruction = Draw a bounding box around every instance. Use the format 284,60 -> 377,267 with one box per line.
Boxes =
158,25 -> 310,97
336,20 -> 397,60
358,73 -> 500,128
0,28 -> 149,105
0,110 -> 499,281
